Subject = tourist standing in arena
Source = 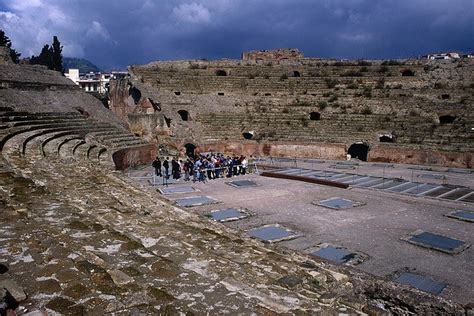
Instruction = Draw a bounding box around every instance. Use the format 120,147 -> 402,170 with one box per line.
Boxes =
152,157 -> 162,176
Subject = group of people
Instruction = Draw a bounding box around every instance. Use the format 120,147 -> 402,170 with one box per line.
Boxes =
152,153 -> 250,183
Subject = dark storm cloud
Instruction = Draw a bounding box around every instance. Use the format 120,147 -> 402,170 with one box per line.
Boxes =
0,0 -> 472,69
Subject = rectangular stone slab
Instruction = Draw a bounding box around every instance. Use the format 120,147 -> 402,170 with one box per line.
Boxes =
395,272 -> 446,295
208,208 -> 249,222
387,182 -> 419,192
318,197 -> 355,210
226,180 -> 258,188
278,169 -> 306,175
159,186 -> 196,194
418,173 -> 446,180
459,193 -> 474,203
247,225 -> 298,243
330,164 -> 355,169
340,176 -> 372,184
445,210 -> 474,223
175,196 -> 218,207
404,231 -> 468,254
405,184 -> 439,195
355,178 -> 385,188
311,246 -> 355,264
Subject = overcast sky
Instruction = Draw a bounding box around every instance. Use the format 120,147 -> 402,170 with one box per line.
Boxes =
1,0 -> 473,70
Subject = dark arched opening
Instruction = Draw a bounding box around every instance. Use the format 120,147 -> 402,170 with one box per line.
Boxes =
129,86 -> 142,104
242,132 -> 254,140
401,69 -> 415,77
184,143 -> 196,157
164,116 -> 172,128
149,98 -> 161,111
215,70 -> 227,76
178,110 -> 189,121
310,112 -> 321,121
348,143 -> 369,161
439,115 -> 456,124
379,135 -> 394,143
289,70 -> 301,77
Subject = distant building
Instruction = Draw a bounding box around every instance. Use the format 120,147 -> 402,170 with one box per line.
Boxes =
424,52 -> 461,60
64,68 -> 79,82
242,48 -> 304,61
65,69 -> 128,94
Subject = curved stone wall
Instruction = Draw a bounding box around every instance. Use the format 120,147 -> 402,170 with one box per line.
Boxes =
109,57 -> 474,167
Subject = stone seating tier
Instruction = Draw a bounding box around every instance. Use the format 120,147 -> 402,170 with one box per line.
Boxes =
0,109 -> 154,167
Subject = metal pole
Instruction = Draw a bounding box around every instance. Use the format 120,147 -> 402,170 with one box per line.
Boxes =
254,163 -> 259,175
382,165 -> 385,188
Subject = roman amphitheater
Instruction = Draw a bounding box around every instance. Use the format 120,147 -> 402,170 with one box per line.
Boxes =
0,47 -> 473,314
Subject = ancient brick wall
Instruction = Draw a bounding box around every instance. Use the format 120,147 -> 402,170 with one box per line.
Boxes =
242,48 -> 304,60
110,58 -> 474,167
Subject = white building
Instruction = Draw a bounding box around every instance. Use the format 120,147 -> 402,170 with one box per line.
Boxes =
426,52 -> 461,60
65,69 -> 112,94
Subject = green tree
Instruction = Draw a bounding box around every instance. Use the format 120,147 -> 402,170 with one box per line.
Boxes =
51,36 -> 63,72
0,29 -> 21,63
30,36 -> 63,72
31,45 -> 52,68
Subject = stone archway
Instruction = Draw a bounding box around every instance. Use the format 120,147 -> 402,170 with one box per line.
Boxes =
242,131 -> 254,140
215,70 -> 227,76
289,70 -> 301,77
309,112 -> 321,120
379,135 -> 394,143
129,86 -> 142,104
178,110 -> 189,121
348,143 -> 369,161
184,143 -> 196,157
439,115 -> 456,124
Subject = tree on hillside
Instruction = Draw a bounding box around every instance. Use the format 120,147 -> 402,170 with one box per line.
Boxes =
51,36 -> 63,72
31,45 -> 52,69
0,29 -> 21,63
30,36 -> 64,72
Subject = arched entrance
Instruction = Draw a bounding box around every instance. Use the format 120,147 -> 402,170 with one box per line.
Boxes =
242,132 -> 254,140
401,69 -> 415,77
439,115 -> 455,124
178,110 -> 189,121
379,135 -> 394,143
348,143 -> 369,161
129,86 -> 142,104
215,70 -> 227,76
309,112 -> 321,120
289,70 -> 301,77
184,143 -> 196,157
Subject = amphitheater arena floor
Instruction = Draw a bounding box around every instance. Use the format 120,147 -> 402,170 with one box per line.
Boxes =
128,159 -> 474,304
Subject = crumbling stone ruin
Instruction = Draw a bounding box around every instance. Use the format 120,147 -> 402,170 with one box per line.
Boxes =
0,47 -> 13,65
0,51 -> 472,314
110,54 -> 473,168
242,48 -> 304,61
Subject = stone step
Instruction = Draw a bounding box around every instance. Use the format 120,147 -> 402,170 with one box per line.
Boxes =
0,111 -> 83,121
1,118 -> 90,129
21,126 -> 116,156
